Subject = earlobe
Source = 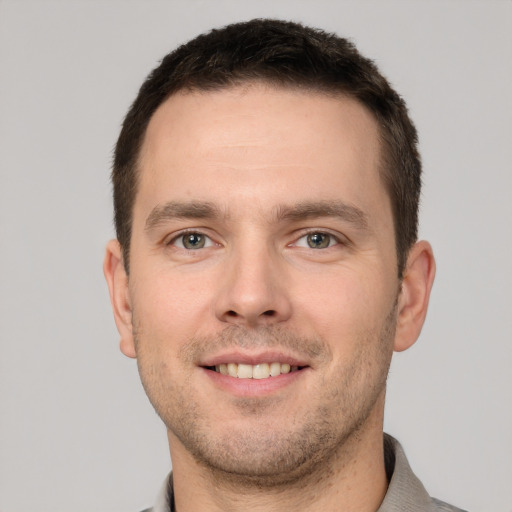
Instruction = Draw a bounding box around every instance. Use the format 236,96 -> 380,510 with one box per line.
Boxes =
394,241 -> 436,352
103,240 -> 137,358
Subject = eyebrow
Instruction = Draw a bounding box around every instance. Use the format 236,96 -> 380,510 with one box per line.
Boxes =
145,199 -> 369,232
274,200 -> 369,231
145,201 -> 221,231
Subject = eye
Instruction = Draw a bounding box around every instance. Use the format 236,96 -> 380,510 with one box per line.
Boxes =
171,232 -> 214,250
295,232 -> 338,249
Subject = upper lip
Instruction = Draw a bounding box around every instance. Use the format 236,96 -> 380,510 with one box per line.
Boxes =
198,350 -> 310,368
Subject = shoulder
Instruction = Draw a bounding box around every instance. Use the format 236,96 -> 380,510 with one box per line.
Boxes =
432,498 -> 468,512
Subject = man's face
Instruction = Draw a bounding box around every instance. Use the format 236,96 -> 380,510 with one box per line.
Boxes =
113,85 -> 404,481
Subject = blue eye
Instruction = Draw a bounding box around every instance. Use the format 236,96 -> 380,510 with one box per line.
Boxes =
172,232 -> 213,250
296,232 -> 337,249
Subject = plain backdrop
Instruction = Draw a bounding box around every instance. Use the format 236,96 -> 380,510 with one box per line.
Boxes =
1,1 -> 511,511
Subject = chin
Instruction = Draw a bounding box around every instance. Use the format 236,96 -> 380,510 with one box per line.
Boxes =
168,399 -> 377,489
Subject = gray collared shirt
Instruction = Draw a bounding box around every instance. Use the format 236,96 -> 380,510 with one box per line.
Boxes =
143,434 -> 466,512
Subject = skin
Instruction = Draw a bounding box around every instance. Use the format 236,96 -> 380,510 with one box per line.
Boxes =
104,84 -> 435,512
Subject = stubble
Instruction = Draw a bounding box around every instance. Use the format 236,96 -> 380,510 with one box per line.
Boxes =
134,303 -> 397,489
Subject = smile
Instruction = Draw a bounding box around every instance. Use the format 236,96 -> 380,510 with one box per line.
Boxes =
207,362 -> 305,379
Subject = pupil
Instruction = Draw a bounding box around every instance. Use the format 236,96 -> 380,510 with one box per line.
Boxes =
308,233 -> 329,248
184,233 -> 204,249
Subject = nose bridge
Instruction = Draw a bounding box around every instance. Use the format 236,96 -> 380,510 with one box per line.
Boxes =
214,234 -> 291,325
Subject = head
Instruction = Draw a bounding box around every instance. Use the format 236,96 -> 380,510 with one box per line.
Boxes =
112,18 -> 421,278
104,19 -> 435,489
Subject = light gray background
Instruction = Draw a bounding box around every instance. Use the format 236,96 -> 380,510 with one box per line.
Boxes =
1,1 -> 511,511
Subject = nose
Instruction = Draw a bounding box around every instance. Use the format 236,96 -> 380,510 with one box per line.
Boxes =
214,243 -> 292,327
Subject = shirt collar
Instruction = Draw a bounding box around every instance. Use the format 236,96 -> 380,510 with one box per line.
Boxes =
150,475 -> 173,512
377,434 -> 433,511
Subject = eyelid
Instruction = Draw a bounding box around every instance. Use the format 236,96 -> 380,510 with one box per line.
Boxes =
162,227 -> 348,249
290,229 -> 348,248
165,228 -> 217,249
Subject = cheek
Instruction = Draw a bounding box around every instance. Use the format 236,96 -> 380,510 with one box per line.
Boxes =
293,268 -> 393,347
130,268 -> 216,353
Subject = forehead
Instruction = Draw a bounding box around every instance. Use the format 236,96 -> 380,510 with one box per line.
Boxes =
142,84 -> 381,161
136,84 -> 387,221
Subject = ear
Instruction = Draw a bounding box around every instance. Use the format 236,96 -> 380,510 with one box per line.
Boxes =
394,240 -> 436,352
103,239 -> 136,358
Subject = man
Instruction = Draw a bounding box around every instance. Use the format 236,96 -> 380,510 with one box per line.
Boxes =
104,19 -> 464,512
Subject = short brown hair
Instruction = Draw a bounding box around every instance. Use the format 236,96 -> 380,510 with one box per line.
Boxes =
113,18 -> 421,276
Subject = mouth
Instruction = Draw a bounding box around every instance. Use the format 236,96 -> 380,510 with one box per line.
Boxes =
204,362 -> 308,380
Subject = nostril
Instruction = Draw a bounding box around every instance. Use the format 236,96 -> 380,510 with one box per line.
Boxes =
221,309 -> 281,323
226,310 -> 275,317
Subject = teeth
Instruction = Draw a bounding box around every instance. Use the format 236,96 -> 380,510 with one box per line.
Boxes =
252,363 -> 270,379
269,362 -> 281,377
237,363 -> 253,379
227,363 -> 237,377
214,362 -> 300,379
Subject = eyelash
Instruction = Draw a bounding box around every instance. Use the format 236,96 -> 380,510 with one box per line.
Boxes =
291,230 -> 343,249
166,230 -> 216,250
165,229 -> 345,251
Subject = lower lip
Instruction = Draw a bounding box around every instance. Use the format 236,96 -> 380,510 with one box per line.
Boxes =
201,367 -> 309,397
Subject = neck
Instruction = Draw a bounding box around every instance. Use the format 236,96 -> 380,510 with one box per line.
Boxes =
168,402 -> 388,512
